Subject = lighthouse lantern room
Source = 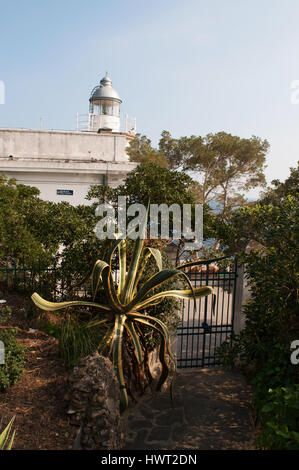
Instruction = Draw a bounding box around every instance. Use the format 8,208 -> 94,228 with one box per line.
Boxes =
88,72 -> 122,132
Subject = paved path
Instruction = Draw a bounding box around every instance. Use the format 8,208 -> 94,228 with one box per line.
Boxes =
124,368 -> 255,450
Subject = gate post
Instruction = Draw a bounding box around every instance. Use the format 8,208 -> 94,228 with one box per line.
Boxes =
234,263 -> 245,334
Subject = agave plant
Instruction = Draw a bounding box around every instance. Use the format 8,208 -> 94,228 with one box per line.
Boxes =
32,228 -> 214,412
0,417 -> 15,450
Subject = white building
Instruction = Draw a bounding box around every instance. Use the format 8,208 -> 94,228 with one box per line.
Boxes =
0,73 -> 137,205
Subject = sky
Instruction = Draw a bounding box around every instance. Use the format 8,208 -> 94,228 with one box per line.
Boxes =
0,0 -> 298,198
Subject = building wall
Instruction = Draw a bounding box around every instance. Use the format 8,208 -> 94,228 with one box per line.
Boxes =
0,128 -> 136,205
13,170 -> 105,205
0,128 -> 131,162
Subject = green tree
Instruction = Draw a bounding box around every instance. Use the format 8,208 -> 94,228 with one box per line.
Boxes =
214,164 -> 299,254
127,134 -> 168,168
87,163 -> 214,263
0,176 -> 51,264
87,162 -> 195,207
259,163 -> 298,206
159,130 -> 269,214
0,176 -> 104,275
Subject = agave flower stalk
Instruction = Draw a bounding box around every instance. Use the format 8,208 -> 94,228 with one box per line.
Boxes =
32,231 -> 215,412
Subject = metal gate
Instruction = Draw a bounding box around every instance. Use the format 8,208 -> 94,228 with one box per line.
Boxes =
177,257 -> 238,368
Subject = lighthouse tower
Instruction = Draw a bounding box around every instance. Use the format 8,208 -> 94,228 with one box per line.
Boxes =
88,72 -> 122,132
0,72 -> 138,206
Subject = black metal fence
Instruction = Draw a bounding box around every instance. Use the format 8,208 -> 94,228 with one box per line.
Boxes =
0,260 -> 88,301
176,257 -> 238,368
1,258 -> 237,368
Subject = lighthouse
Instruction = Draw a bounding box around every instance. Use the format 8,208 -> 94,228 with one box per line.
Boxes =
0,73 -> 137,205
88,73 -> 122,132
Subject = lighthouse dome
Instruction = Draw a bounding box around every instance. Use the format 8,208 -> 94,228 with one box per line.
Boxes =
90,73 -> 122,103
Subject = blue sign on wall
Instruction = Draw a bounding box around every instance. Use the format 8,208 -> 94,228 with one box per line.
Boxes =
57,189 -> 73,195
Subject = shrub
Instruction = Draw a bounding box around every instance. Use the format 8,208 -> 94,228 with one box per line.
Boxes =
215,171 -> 299,449
0,329 -> 26,391
0,306 -> 12,323
255,385 -> 299,450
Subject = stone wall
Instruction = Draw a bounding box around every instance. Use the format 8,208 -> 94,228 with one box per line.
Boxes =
65,347 -> 177,450
66,354 -> 125,450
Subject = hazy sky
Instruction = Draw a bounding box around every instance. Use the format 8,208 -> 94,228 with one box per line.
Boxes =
0,0 -> 298,197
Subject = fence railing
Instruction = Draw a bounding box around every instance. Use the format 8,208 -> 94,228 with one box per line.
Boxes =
0,261 -> 89,301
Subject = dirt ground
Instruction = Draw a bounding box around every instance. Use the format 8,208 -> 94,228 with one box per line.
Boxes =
0,328 -> 79,450
0,289 -> 78,450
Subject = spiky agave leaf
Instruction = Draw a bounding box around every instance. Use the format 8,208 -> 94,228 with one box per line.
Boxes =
122,235 -> 144,304
175,256 -> 228,271
110,314 -> 128,412
91,259 -> 109,300
0,417 -> 15,450
135,286 -> 214,310
125,268 -> 197,313
117,239 -> 127,296
145,247 -> 163,271
127,312 -> 174,392
124,320 -> 143,365
121,204 -> 148,304
31,292 -> 112,314
131,247 -> 163,297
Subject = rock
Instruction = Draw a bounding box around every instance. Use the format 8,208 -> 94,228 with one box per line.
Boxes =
66,354 -> 125,450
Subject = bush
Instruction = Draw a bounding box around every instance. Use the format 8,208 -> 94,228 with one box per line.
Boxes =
0,306 -> 12,323
215,171 -> 299,449
0,329 -> 26,391
255,384 -> 299,450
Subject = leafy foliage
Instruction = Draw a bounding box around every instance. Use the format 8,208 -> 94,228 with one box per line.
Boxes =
256,384 -> 299,450
87,162 -> 195,207
127,130 -> 269,216
259,164 -> 298,206
127,134 -> 168,168
159,131 -> 269,214
86,162 -> 220,265
215,167 -> 299,449
0,176 -> 103,269
0,329 -> 26,391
